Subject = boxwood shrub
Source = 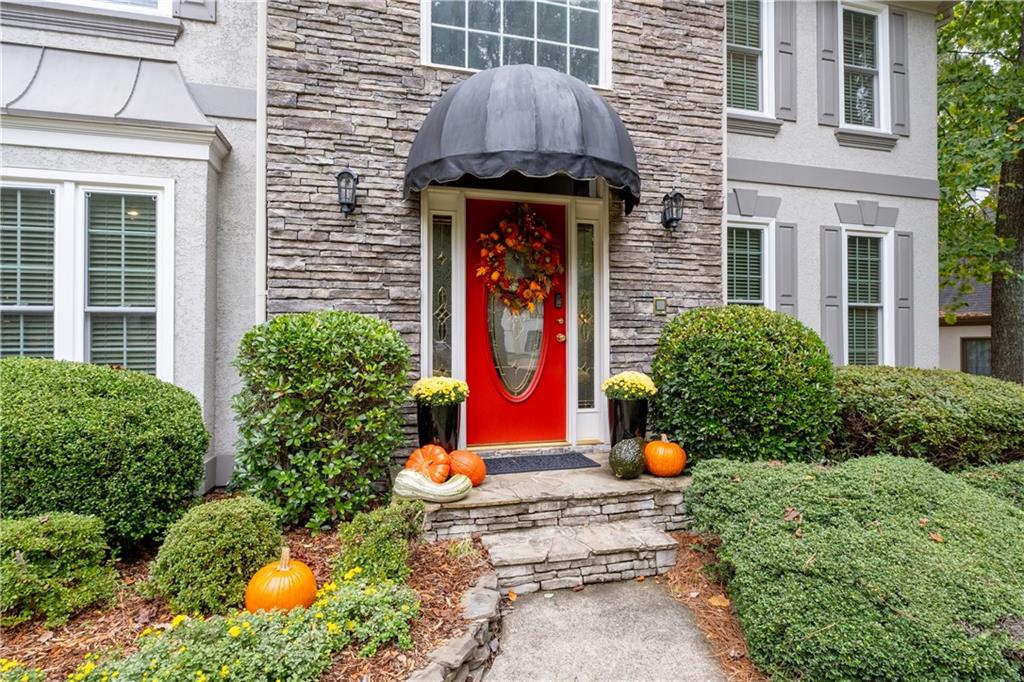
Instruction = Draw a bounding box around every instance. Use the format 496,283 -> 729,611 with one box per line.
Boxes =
833,366 -> 1024,469
960,461 -> 1024,510
333,499 -> 425,585
0,358 -> 208,550
689,456 -> 1024,681
650,306 -> 837,464
0,513 -> 118,628
233,311 -> 411,530
147,496 -> 282,614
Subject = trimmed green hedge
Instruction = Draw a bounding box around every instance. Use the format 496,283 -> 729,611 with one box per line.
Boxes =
960,461 -> 1024,510
0,359 -> 208,550
233,311 -> 411,530
0,513 -> 118,627
147,497 -> 282,614
689,456 -> 1024,681
651,306 -> 837,464
834,366 -> 1024,469
333,499 -> 425,585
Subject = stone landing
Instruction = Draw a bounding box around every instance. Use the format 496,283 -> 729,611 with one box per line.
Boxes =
420,453 -> 691,594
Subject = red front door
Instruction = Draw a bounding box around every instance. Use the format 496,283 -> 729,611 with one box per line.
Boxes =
466,199 -> 567,446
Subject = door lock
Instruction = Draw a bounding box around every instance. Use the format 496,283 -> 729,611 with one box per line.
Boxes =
555,333 -> 566,343
557,317 -> 565,325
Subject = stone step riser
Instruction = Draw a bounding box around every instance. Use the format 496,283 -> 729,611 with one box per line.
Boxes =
494,546 -> 678,594
423,491 -> 688,541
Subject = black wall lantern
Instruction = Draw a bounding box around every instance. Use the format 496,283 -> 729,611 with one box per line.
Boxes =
336,168 -> 359,216
661,190 -> 685,231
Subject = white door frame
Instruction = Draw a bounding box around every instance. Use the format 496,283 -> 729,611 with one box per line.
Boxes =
419,186 -> 611,449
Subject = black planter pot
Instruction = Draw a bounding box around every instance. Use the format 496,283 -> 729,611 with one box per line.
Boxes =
608,398 -> 648,446
417,402 -> 460,452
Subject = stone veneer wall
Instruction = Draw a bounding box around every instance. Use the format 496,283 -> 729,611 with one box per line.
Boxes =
265,0 -> 725,383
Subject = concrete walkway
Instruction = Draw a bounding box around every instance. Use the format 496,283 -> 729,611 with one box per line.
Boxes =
486,580 -> 725,682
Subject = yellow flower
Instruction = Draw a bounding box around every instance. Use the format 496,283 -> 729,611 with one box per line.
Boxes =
219,667 -> 230,680
346,620 -> 356,631
401,604 -> 410,613
411,377 -> 469,405
601,371 -> 656,399
242,621 -> 251,629
171,614 -> 187,629
195,672 -> 207,682
315,611 -> 325,619
228,626 -> 242,638
326,622 -> 340,634
363,586 -> 376,596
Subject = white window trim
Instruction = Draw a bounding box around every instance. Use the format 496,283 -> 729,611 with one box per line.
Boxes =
726,0 -> 775,118
419,0 -> 614,90
50,0 -> 173,17
724,216 -> 776,310
419,186 -> 610,448
1,168 -> 174,382
837,0 -> 891,133
841,225 -> 895,366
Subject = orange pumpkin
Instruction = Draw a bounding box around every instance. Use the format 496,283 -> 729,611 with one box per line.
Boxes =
644,434 -> 686,477
405,445 -> 451,483
245,547 -> 317,613
448,450 -> 486,486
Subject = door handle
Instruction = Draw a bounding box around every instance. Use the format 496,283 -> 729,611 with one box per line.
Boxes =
556,333 -> 566,343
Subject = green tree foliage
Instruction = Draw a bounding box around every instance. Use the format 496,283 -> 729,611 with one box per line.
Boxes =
938,1 -> 1024,380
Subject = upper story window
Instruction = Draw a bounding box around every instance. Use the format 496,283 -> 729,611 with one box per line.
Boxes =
423,0 -> 611,88
0,175 -> 172,379
726,0 -> 772,115
839,2 -> 889,131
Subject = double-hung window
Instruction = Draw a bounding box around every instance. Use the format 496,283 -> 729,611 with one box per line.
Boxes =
961,338 -> 992,376
726,0 -> 772,114
845,235 -> 882,364
0,173 -> 172,378
423,0 -> 610,87
839,2 -> 889,130
726,220 -> 774,308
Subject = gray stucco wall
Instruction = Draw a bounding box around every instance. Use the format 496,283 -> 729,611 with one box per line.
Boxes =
2,1 -> 259,487
265,0 -> 725,400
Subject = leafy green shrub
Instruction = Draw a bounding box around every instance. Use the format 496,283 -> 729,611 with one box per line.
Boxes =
233,311 -> 411,530
960,461 -> 1024,510
834,366 -> 1024,469
74,582 -> 419,680
0,659 -> 45,682
147,497 -> 282,614
333,499 -> 425,585
0,358 -> 208,550
689,456 -> 1024,681
0,513 -> 118,627
650,306 -> 837,464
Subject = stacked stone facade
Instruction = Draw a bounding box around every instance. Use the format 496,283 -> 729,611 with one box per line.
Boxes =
265,0 -> 725,374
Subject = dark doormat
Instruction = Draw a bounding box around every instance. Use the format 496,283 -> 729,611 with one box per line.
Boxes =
484,452 -> 600,475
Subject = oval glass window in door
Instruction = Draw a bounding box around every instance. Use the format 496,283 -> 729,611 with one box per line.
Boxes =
487,292 -> 544,397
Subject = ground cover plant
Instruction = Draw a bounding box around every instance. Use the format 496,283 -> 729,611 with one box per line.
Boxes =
0,358 -> 207,550
651,306 -> 837,464
146,496 -> 282,614
233,311 -> 411,529
833,366 -> 1024,469
0,514 -> 118,628
689,456 -> 1024,682
960,461 -> 1024,510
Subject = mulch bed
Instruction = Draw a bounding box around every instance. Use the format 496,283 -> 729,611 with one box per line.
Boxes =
0,529 -> 488,682
662,532 -> 767,682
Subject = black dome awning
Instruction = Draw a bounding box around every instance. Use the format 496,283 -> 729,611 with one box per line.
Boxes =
404,65 -> 641,214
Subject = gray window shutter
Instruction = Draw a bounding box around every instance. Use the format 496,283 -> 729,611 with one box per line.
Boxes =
890,8 -> 910,136
775,222 -> 798,315
775,0 -> 797,121
820,225 -> 844,363
894,231 -> 914,366
173,0 -> 216,22
816,0 -> 839,127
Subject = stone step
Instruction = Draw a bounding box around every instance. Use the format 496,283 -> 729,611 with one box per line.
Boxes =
480,520 -> 678,594
420,452 -> 691,541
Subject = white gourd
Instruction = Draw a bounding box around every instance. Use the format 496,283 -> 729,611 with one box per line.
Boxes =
392,470 -> 472,503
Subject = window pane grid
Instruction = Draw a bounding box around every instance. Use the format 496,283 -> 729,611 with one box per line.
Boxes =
88,312 -> 156,374
842,9 -> 878,127
847,307 -> 879,365
0,187 -> 55,358
727,227 -> 763,304
726,0 -> 761,111
430,0 -> 602,84
962,339 -> 991,376
847,235 -> 881,366
727,0 -> 761,49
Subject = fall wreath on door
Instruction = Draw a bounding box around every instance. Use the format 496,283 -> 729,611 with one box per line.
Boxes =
475,203 -> 564,314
